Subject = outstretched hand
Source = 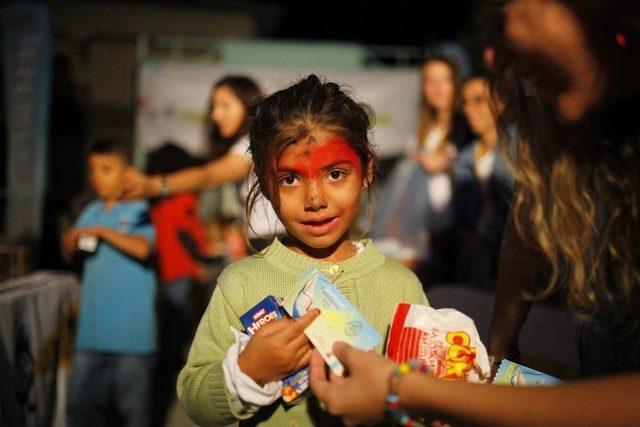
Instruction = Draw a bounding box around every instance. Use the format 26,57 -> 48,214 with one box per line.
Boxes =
121,167 -> 152,200
309,342 -> 395,426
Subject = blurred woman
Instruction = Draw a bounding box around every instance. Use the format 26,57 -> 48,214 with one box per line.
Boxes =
311,0 -> 640,425
126,76 -> 259,198
371,56 -> 471,276
124,75 -> 283,248
453,76 -> 513,288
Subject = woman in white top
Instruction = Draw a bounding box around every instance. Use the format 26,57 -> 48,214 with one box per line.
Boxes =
124,75 -> 284,248
371,56 -> 471,276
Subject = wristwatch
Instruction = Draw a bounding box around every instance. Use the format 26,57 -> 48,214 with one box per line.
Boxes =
158,175 -> 170,197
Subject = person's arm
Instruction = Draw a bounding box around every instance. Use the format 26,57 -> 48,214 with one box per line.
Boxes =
310,343 -> 640,427
177,266 -> 318,425
399,367 -> 640,427
416,149 -> 455,174
61,229 -> 81,262
123,153 -> 251,199
75,226 -> 152,261
177,267 -> 250,425
487,205 -> 546,364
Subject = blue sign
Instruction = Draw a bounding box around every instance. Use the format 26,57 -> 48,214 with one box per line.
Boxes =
2,2 -> 52,242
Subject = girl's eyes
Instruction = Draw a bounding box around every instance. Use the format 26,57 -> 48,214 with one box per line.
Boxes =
279,169 -> 348,186
328,170 -> 347,181
280,175 -> 298,186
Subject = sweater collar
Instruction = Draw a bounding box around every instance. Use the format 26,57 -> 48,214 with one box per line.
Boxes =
262,237 -> 385,282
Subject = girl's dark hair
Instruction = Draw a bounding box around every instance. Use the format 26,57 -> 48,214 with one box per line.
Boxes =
247,74 -> 378,238
207,75 -> 263,160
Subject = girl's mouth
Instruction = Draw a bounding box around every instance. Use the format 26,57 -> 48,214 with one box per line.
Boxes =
300,217 -> 338,235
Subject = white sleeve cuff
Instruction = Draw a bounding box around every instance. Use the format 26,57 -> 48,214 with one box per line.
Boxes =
222,327 -> 282,415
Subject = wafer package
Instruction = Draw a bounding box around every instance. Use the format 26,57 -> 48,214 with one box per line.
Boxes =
239,296 -> 309,403
386,303 -> 491,382
492,359 -> 562,386
282,268 -> 381,376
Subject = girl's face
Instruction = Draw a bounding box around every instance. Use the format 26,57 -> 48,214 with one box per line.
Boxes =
462,78 -> 496,137
274,130 -> 365,261
422,61 -> 455,112
211,85 -> 246,138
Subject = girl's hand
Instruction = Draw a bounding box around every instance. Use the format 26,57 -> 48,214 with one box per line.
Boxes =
238,309 -> 320,386
310,342 -> 395,426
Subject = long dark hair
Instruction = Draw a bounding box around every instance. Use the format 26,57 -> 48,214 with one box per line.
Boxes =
247,74 -> 378,239
207,75 -> 262,160
487,0 -> 640,323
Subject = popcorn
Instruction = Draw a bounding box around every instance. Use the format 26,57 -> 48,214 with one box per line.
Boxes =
386,303 -> 491,383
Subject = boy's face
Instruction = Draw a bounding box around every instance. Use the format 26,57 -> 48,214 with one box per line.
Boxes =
274,130 -> 365,257
88,153 -> 127,201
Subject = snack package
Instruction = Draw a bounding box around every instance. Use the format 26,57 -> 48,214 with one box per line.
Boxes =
239,296 -> 309,403
386,303 -> 491,383
282,268 -> 381,376
492,359 -> 562,386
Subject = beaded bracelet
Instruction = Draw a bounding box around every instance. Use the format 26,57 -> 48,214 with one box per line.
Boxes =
385,360 -> 428,427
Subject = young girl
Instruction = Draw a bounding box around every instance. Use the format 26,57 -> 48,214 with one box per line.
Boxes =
177,75 -> 428,426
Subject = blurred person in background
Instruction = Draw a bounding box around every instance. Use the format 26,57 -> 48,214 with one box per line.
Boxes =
310,0 -> 640,425
146,142 -> 212,367
370,56 -> 471,282
62,139 -> 156,427
453,75 -> 514,288
124,75 -> 283,251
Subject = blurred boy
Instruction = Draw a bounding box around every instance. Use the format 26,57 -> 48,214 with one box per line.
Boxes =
62,139 -> 156,427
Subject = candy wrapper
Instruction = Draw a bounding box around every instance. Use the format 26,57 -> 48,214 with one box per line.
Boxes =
239,296 -> 309,403
386,303 -> 491,382
492,359 -> 562,386
282,268 -> 381,376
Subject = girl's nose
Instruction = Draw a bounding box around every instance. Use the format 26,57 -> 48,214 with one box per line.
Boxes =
304,181 -> 327,211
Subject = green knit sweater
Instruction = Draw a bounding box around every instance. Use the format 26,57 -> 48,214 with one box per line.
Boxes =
177,238 -> 428,426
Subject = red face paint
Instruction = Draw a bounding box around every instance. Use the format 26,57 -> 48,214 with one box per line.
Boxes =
277,137 -> 362,180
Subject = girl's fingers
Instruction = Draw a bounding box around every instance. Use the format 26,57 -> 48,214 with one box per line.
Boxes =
284,309 -> 320,338
293,347 -> 314,371
287,328 -> 313,350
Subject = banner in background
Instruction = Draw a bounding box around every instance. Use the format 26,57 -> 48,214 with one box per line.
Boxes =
2,2 -> 52,242
135,62 -> 420,161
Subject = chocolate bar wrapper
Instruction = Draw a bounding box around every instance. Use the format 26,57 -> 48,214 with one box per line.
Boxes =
239,296 -> 309,403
